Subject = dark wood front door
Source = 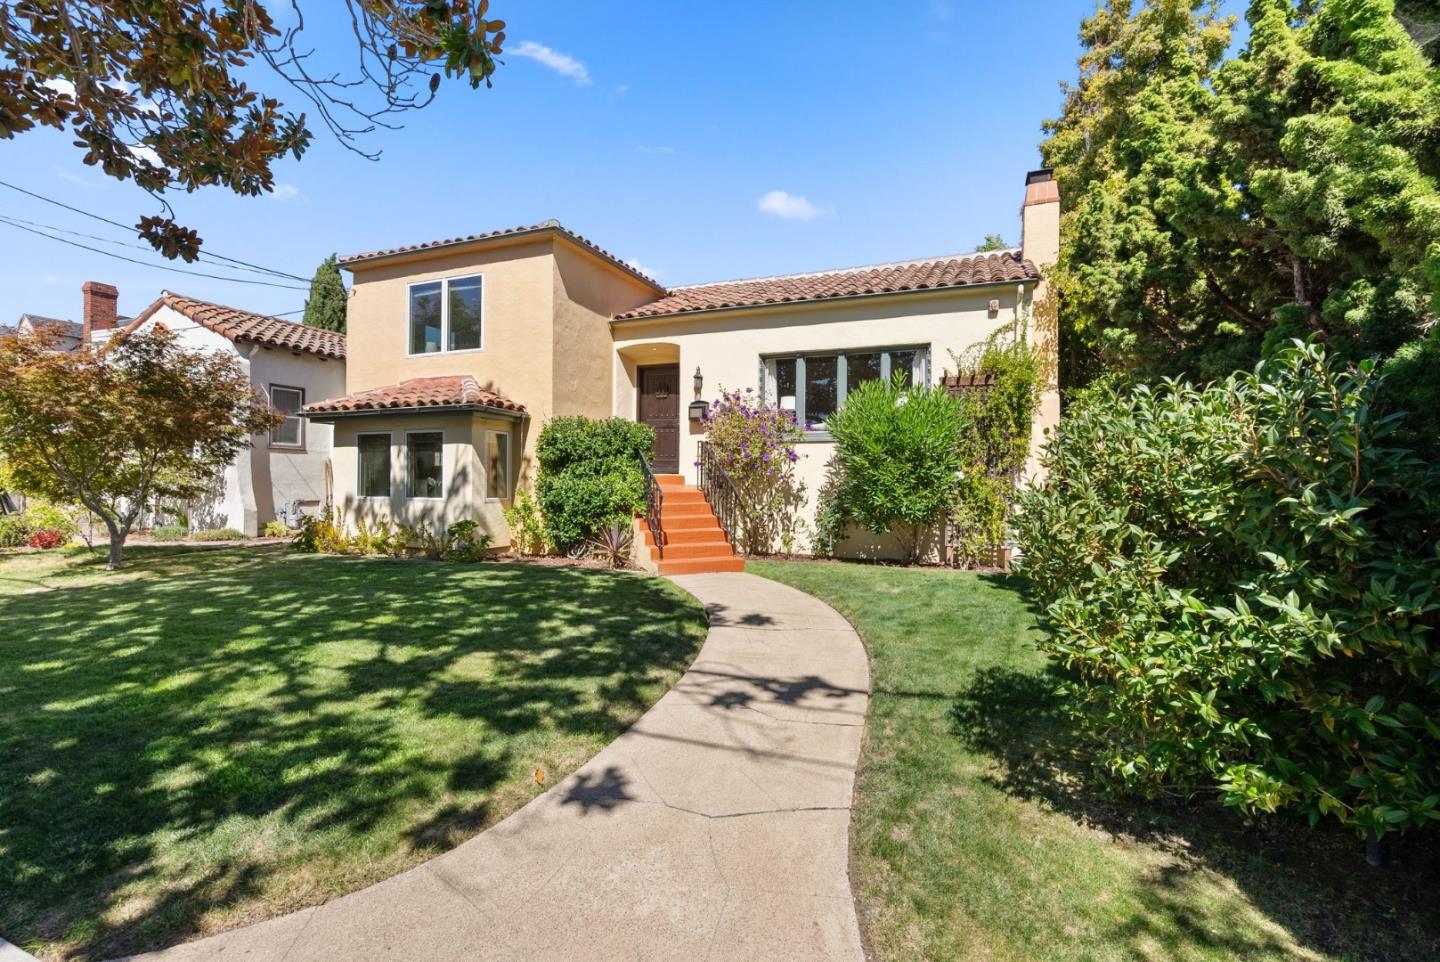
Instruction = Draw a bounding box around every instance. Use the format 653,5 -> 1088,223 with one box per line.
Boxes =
638,364 -> 681,473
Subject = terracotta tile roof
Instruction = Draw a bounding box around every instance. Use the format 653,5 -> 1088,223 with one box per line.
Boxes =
302,375 -> 525,417
339,220 -> 664,291
613,251 -> 1039,321
113,292 -> 346,360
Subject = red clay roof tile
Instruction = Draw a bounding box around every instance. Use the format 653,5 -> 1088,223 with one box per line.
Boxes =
302,375 -> 525,416
613,251 -> 1039,321
116,292 -> 347,360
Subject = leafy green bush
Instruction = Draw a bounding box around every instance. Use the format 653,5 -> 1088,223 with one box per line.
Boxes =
949,331 -> 1041,566
536,417 -> 653,552
442,520 -> 492,562
261,520 -> 290,538
1015,342 -> 1440,838
151,524 -> 189,542
0,513 -> 34,548
192,528 -> 245,541
823,374 -> 964,562
503,489 -> 548,555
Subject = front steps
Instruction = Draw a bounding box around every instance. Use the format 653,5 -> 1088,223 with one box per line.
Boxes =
641,474 -> 745,575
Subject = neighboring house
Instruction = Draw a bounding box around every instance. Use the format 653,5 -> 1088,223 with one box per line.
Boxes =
13,280 -> 134,351
305,169 -> 1060,567
98,290 -> 347,536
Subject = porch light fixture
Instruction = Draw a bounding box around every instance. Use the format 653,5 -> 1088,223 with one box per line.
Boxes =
688,366 -> 709,421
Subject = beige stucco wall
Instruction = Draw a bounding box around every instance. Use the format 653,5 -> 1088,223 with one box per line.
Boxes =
341,236 -> 659,500
611,284 -> 1057,560
328,412 -> 520,545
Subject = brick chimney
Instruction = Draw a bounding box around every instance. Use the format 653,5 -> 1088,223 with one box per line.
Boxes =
1020,169 -> 1060,268
81,281 -> 119,347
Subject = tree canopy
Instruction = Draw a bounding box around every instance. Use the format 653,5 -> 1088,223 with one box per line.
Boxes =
303,253 -> 348,332
0,2 -> 508,260
0,326 -> 279,568
1042,0 -> 1440,417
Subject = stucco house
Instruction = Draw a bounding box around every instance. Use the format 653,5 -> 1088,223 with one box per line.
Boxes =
97,289 -> 347,536
304,169 -> 1060,571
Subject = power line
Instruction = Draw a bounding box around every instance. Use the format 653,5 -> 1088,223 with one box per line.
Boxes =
0,178 -> 311,283
0,218 -> 310,290
0,212 -> 312,283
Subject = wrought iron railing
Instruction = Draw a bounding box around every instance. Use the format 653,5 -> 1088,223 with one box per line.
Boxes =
639,452 -> 665,558
696,440 -> 742,553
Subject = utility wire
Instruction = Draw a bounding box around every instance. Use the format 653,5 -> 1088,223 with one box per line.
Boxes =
0,178 -> 311,283
0,218 -> 310,290
0,212 -> 310,282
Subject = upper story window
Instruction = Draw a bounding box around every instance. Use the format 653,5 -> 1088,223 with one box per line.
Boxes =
269,385 -> 305,448
409,274 -> 483,355
762,346 -> 929,435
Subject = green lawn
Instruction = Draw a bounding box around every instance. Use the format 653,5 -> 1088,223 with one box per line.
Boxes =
748,560 -> 1440,962
0,546 -> 708,961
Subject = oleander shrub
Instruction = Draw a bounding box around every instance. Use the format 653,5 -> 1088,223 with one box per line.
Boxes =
536,417 -> 653,552
192,528 -> 245,541
1015,342 -> 1440,838
700,388 -> 805,554
823,374 -> 965,562
151,524 -> 189,542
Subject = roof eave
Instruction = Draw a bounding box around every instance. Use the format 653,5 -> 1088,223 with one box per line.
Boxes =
301,402 -> 529,421
339,226 -> 666,295
611,275 -> 1041,325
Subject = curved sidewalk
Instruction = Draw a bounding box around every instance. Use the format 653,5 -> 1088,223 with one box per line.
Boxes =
118,572 -> 870,962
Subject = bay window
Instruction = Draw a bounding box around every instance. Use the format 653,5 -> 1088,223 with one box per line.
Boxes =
762,346 -> 929,434
406,432 -> 445,499
357,433 -> 392,498
409,274 -> 483,355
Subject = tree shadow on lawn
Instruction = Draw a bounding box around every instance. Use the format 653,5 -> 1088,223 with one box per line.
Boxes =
949,664 -> 1440,962
0,551 -> 706,961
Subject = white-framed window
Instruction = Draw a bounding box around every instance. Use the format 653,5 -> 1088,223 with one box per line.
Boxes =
357,433 -> 392,498
408,274 -> 483,355
761,346 -> 929,434
485,430 -> 511,501
269,384 -> 305,448
406,431 -> 445,499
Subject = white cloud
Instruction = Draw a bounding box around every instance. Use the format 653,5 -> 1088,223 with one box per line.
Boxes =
625,258 -> 664,280
510,41 -> 591,86
637,145 -> 675,155
43,77 -> 76,98
127,144 -> 164,169
757,189 -> 831,221
271,184 -> 300,201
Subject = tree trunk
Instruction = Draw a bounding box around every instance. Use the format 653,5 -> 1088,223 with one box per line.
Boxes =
104,519 -> 126,570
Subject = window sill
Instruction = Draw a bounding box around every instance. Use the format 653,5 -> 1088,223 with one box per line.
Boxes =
797,431 -> 834,443
405,347 -> 485,358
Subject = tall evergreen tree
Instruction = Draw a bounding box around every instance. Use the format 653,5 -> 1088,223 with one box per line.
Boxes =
1043,0 -> 1440,403
302,254 -> 348,333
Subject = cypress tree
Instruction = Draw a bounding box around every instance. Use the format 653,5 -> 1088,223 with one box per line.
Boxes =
302,254 -> 348,333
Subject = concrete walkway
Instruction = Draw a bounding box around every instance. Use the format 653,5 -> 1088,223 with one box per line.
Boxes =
118,572 -> 870,962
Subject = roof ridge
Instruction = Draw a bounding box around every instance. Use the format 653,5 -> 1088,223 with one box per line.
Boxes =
668,249 -> 1023,291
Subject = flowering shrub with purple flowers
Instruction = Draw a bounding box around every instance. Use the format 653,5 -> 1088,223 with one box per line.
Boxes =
701,388 -> 806,554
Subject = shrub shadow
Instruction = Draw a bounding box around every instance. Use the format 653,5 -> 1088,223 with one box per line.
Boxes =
949,664 -> 1440,962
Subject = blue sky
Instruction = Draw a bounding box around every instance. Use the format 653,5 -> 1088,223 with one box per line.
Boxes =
4,0 -> 1117,322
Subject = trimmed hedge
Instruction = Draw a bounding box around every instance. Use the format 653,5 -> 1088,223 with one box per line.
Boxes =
535,417 -> 653,551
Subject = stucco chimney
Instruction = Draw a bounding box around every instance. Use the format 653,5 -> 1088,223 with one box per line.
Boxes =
82,281 -> 119,346
1020,169 -> 1060,268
